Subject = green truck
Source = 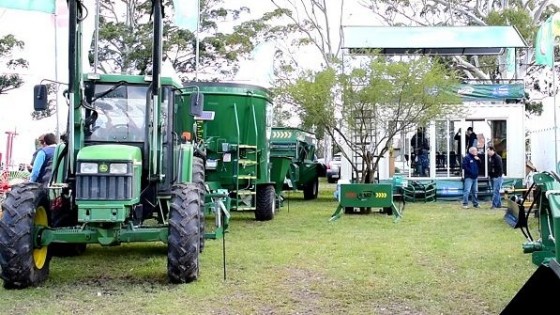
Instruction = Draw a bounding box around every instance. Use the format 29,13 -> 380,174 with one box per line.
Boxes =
270,127 -> 325,200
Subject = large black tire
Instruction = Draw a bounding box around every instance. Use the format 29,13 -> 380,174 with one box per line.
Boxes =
303,177 -> 319,200
0,183 -> 51,289
255,185 -> 275,221
168,183 -> 201,284
49,196 -> 86,257
192,157 -> 206,253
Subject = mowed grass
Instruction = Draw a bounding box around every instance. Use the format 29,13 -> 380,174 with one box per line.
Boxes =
0,179 -> 536,315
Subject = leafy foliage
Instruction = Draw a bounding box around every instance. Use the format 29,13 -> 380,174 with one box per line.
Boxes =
276,55 -> 462,182
0,34 -> 28,94
94,0 -> 255,80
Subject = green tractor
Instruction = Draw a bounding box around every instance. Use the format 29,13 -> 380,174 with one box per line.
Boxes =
501,171 -> 560,313
0,0 -> 224,288
269,127 -> 324,201
179,82 -> 278,221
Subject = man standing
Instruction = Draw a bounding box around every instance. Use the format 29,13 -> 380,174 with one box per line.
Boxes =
410,127 -> 430,176
455,127 -> 478,153
462,146 -> 481,208
29,133 -> 57,185
488,146 -> 504,209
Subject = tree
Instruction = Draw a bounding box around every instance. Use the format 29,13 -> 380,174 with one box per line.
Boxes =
95,0 -> 255,80
0,34 -> 28,94
279,55 -> 462,183
360,0 -> 559,116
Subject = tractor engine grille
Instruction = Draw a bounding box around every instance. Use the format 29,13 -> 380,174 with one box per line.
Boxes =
76,175 -> 133,200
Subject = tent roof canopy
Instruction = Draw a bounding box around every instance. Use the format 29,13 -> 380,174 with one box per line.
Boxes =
343,26 -> 528,56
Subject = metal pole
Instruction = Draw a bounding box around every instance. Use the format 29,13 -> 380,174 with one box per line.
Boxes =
195,0 -> 200,81
94,0 -> 100,73
554,67 -> 558,168
54,9 -> 60,141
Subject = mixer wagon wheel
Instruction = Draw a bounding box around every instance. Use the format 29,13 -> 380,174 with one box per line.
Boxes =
303,177 -> 319,200
0,183 -> 51,289
255,185 -> 275,221
168,183 -> 201,284
192,157 -> 206,253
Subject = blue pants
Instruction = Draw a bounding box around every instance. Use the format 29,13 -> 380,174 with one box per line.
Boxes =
462,177 -> 479,207
491,176 -> 503,208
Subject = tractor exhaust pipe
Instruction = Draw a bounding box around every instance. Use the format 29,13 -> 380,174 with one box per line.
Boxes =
150,0 -> 163,178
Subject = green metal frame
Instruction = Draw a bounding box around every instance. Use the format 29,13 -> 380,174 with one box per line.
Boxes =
329,183 -> 402,222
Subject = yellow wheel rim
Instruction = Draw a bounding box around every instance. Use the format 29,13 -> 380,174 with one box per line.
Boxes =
33,206 -> 48,269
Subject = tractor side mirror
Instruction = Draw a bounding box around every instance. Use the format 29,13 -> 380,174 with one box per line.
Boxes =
33,84 -> 48,111
189,92 -> 204,117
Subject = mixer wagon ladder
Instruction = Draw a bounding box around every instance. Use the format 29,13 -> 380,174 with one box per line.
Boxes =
232,103 -> 258,211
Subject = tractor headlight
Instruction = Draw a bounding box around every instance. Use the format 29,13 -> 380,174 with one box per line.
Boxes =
80,162 -> 98,174
110,163 -> 128,174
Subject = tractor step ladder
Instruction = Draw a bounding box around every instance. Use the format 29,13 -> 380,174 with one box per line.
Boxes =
233,103 -> 258,211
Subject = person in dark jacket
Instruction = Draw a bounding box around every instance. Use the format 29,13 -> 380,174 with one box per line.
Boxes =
488,146 -> 504,209
462,146 -> 481,208
410,127 -> 430,176
454,127 -> 478,153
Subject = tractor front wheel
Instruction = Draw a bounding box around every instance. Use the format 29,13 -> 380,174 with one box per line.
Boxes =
0,183 -> 51,289
255,185 -> 275,221
168,183 -> 201,284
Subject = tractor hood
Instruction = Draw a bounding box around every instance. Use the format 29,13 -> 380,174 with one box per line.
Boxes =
77,144 -> 142,162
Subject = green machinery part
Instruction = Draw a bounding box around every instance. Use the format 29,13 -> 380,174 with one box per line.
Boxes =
502,171 -> 560,314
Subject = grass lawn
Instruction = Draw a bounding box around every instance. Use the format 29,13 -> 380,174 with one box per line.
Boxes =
0,179 -> 537,315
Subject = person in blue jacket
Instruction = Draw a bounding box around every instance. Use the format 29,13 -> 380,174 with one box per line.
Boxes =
29,133 -> 57,184
461,146 -> 481,208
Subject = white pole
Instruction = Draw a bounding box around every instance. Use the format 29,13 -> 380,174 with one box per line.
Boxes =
94,0 -> 100,73
54,9 -> 60,141
195,0 -> 200,81
554,66 -> 558,169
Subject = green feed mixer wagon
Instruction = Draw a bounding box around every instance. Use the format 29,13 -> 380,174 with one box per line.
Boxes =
0,0 -> 226,289
269,127 -> 325,200
179,82 -> 278,221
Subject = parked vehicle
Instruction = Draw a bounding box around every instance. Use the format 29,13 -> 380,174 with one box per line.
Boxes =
327,154 -> 342,183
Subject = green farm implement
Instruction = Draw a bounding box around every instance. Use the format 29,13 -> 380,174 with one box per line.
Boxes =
329,183 -> 403,222
178,82 -> 277,221
269,127 -> 325,202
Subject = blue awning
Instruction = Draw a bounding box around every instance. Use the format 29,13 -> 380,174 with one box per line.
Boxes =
343,26 -> 528,56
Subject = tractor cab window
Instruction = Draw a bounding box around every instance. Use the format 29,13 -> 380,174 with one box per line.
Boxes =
86,84 -> 148,142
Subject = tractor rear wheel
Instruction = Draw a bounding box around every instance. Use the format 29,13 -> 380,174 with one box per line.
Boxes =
0,183 -> 51,289
192,157 -> 206,253
49,196 -> 86,257
303,177 -> 319,200
168,183 -> 201,284
255,185 -> 275,221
